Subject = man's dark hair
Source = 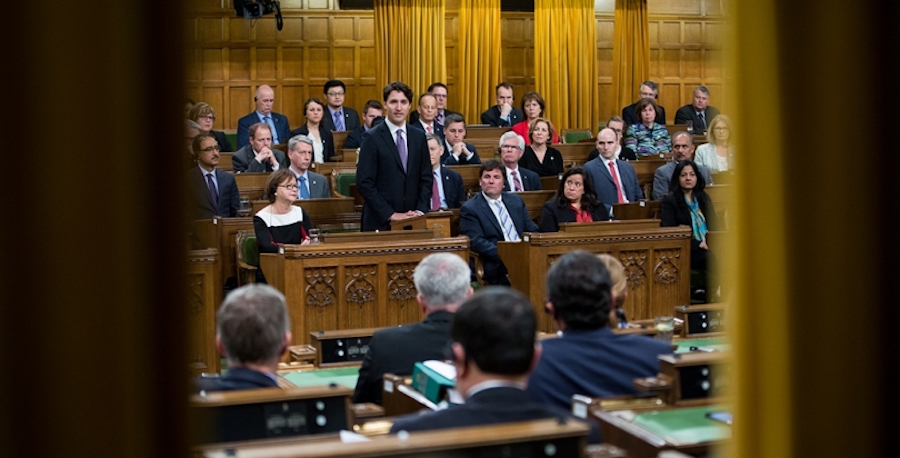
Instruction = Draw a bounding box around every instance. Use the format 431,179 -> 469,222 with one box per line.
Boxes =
495,82 -> 514,93
444,113 -> 465,126
669,159 -> 707,196
451,287 -> 536,375
191,133 -> 216,153
427,82 -> 448,93
546,250 -> 613,330
479,158 -> 504,178
363,99 -> 383,113
382,81 -> 414,103
323,79 -> 346,94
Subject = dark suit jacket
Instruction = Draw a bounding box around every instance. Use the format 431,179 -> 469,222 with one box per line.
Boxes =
538,199 -> 610,232
441,142 -> 481,165
186,166 -> 240,219
289,124 -> 335,162
583,157 -> 643,209
408,118 -> 445,142
231,145 -> 289,173
321,106 -> 361,132
236,111 -> 291,148
502,166 -> 541,192
344,125 -> 367,150
410,108 -> 460,126
390,386 -> 601,443
352,311 -> 454,405
526,327 -> 672,411
586,146 -> 637,163
652,161 -> 713,200
480,106 -> 525,127
661,191 -> 716,253
459,192 -> 539,284
437,166 -> 467,209
622,102 -> 667,126
210,130 -> 233,152
356,122 -> 433,231
193,367 -> 279,393
673,105 -> 721,130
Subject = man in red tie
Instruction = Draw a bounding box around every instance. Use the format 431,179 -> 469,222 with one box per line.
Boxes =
583,128 -> 644,217
426,133 -> 466,210
409,93 -> 444,141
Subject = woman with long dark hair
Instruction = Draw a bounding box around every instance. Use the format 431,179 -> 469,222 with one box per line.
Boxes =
539,167 -> 610,232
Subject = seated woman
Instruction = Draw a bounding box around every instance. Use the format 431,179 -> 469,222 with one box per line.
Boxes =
510,92 -> 559,145
624,98 -> 672,157
254,170 -> 313,282
520,118 -> 564,177
694,114 -> 734,174
289,98 -> 335,163
660,160 -> 717,301
189,102 -> 233,152
597,254 -> 628,329
539,166 -> 610,232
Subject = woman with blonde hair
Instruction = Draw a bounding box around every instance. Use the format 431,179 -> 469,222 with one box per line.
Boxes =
597,254 -> 628,329
694,114 -> 734,174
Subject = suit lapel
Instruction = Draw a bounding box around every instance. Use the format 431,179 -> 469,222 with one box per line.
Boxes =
378,123 -> 405,174
500,194 -> 521,233
476,194 -> 503,235
199,167 -> 216,209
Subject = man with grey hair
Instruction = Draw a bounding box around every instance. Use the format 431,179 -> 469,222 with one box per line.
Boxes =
194,284 -> 292,392
652,131 -> 713,200
674,85 -> 721,132
498,132 -> 540,192
353,253 -> 473,405
622,81 -> 667,126
287,134 -> 331,199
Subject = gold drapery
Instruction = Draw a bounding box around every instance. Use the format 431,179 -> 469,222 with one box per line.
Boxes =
611,0 -> 649,120
534,0 -> 597,130
374,0 -> 446,97
456,0 -> 501,124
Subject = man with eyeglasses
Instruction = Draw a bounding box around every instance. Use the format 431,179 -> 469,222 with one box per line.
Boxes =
497,132 -> 540,192
232,123 -> 288,173
187,133 -> 240,219
587,116 -> 633,162
410,82 -> 460,127
622,81 -> 667,127
651,131 -> 713,200
320,80 -> 360,132
287,135 -> 331,199
236,84 -> 291,149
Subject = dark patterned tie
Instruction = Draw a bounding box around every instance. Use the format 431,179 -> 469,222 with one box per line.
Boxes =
206,172 -> 218,208
396,129 -> 407,172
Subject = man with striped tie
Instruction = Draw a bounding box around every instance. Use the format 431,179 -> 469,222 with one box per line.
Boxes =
459,159 -> 539,285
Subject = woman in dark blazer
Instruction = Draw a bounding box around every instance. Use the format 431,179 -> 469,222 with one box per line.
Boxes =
189,102 -> 233,152
289,98 -> 335,163
660,159 -> 717,300
539,166 -> 610,232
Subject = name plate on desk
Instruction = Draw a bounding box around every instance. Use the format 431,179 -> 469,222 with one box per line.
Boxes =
310,329 -> 379,368
674,304 -> 725,337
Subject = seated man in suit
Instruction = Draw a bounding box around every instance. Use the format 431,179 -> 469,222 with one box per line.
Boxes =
498,132 -> 541,192
480,82 -> 524,127
526,250 -> 672,411
390,287 -> 600,443
586,116 -> 634,162
622,80 -> 667,127
286,134 -> 331,199
236,84 -> 291,148
232,123 -> 289,173
344,100 -> 383,150
410,82 -> 460,127
459,159 -> 539,285
353,253 -> 472,405
356,81 -> 433,231
584,128 -> 643,215
652,131 -> 713,200
321,79 -> 361,132
408,93 -> 444,140
426,133 -> 466,209
674,85 -> 721,133
187,134 -> 240,219
441,113 -> 480,165
194,284 -> 291,392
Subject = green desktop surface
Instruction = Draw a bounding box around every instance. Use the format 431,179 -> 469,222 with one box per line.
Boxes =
673,336 -> 729,353
282,367 -> 360,389
631,405 -> 731,446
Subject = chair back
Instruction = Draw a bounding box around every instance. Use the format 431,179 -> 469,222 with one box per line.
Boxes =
236,230 -> 258,267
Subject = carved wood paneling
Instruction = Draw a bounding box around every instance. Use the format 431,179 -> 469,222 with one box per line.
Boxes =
386,262 -> 420,327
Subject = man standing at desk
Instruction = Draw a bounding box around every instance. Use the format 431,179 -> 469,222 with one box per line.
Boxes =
356,81 -> 432,231
353,253 -> 472,405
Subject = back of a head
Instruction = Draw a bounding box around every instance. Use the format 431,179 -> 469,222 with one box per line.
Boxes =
596,254 -> 627,305
217,284 -> 290,365
546,250 -> 612,330
413,253 -> 471,310
451,287 -> 536,375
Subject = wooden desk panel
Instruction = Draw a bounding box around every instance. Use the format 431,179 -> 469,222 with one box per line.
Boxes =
259,237 -> 470,345
498,221 -> 691,331
187,249 -> 222,376
556,143 -> 595,167
631,159 -> 668,199
446,164 -> 482,197
233,172 -> 270,201
464,126 -> 509,139
218,153 -> 233,172
193,217 -> 253,284
511,190 -> 555,223
332,131 -> 349,151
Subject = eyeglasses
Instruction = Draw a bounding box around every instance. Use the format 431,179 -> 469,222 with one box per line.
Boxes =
713,126 -> 729,131
432,93 -> 447,99
201,145 -> 220,152
200,115 -> 216,121
500,145 -> 521,150
326,92 -> 345,97
278,184 -> 299,190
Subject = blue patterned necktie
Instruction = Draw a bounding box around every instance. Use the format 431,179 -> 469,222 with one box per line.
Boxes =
333,110 -> 345,131
494,200 -> 519,242
263,115 -> 278,143
299,175 -> 310,199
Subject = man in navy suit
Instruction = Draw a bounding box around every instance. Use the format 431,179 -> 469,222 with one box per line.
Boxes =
320,79 -> 361,132
236,85 -> 291,149
441,113 -> 480,165
426,132 -> 466,209
526,250 -> 672,411
408,93 -> 444,141
344,100 -> 383,150
674,86 -> 721,132
286,135 -> 331,199
194,284 -> 291,393
231,123 -> 289,173
459,159 -> 539,285
187,134 -> 240,219
622,80 -> 667,127
480,82 -> 525,127
498,132 -> 541,192
356,81 -> 433,231
390,287 -> 600,443
584,128 -> 644,215
409,82 -> 460,127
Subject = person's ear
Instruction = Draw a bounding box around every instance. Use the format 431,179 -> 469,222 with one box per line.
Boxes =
280,332 -> 292,357
528,343 -> 543,373
544,301 -> 556,318
452,342 -> 467,377
215,334 -> 227,357
416,295 -> 428,316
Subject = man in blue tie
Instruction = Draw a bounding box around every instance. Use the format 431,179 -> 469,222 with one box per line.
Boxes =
236,85 -> 291,149
321,80 -> 361,133
286,135 -> 331,199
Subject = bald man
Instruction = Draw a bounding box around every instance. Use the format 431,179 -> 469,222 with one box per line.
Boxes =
583,128 -> 643,214
236,84 -> 291,149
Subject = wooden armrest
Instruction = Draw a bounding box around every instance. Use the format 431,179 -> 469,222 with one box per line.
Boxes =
633,373 -> 673,393
470,251 -> 486,286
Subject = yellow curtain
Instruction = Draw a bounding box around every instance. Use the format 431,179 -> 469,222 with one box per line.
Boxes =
457,0 -> 501,124
534,0 -> 597,131
374,0 -> 446,97
612,0 -> 649,121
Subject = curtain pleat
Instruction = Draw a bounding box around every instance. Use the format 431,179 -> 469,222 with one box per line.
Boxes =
374,0 -> 446,97
457,0 -> 501,124
612,0 -> 650,121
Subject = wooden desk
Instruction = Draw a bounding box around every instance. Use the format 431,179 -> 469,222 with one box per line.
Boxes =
259,236 -> 470,344
309,161 -> 356,179
512,190 -> 555,223
389,211 -> 454,238
557,142 -> 596,167
498,221 -> 692,331
630,158 -> 668,199
233,172 -> 270,201
332,131 -> 349,151
218,153 -> 233,172
193,217 -> 253,284
187,249 -> 222,377
464,126 -> 510,139
612,201 -> 661,220
704,185 -> 732,230
446,164 -> 481,197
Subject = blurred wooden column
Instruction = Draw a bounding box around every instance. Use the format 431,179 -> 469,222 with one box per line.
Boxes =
0,1 -> 188,457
